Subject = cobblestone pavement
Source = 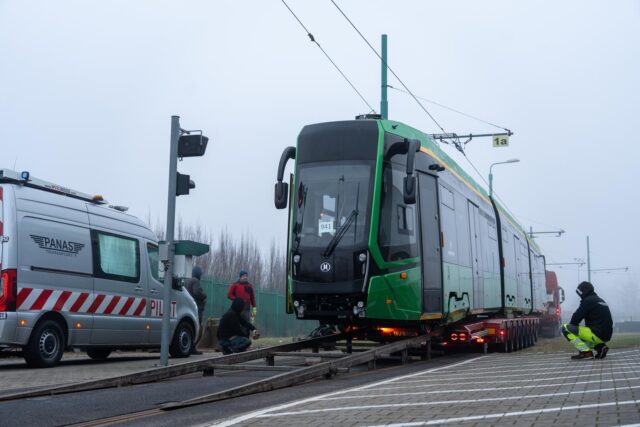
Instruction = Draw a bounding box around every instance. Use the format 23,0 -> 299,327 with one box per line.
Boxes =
209,348 -> 640,427
0,350 -> 218,394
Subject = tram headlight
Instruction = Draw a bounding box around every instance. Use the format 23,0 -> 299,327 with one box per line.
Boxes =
357,301 -> 364,308
353,306 -> 359,315
293,254 -> 301,264
293,300 -> 300,308
358,253 -> 367,263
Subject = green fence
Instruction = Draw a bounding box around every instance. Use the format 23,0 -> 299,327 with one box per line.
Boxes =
200,279 -> 316,337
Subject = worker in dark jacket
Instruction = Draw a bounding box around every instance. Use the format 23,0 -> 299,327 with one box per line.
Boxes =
562,281 -> 613,360
217,298 -> 260,354
185,266 -> 207,355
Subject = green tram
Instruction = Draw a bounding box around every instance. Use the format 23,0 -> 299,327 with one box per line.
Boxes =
274,116 -> 546,333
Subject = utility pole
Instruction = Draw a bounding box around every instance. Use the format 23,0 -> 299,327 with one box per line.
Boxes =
160,115 -> 181,367
380,34 -> 388,119
587,235 -> 591,282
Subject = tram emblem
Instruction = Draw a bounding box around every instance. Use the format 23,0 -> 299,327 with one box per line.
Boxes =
320,262 -> 331,272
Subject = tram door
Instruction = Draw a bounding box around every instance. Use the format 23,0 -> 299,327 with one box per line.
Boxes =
468,202 -> 483,309
418,173 -> 442,313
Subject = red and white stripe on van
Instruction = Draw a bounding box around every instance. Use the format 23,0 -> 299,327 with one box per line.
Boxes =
17,288 -> 147,316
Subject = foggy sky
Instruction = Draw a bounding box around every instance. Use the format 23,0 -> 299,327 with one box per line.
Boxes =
1,1 -> 638,320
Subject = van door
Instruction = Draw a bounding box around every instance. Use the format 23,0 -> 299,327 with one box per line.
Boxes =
89,229 -> 147,345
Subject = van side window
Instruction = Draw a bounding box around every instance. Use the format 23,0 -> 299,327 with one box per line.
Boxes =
91,230 -> 140,283
147,243 -> 161,282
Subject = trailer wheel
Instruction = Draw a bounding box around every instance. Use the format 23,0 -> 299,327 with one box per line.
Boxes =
86,348 -> 112,360
24,319 -> 65,368
170,321 -> 194,358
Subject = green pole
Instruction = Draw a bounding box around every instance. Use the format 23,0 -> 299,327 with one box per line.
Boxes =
381,34 -> 388,119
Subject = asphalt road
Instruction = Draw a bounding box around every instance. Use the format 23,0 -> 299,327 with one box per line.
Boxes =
0,353 -> 474,426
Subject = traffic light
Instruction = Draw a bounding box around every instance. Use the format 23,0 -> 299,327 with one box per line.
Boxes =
178,134 -> 208,158
176,172 -> 195,196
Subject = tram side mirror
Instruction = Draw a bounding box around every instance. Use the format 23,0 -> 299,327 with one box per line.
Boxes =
403,139 -> 420,205
275,181 -> 289,209
403,175 -> 416,204
274,146 -> 296,209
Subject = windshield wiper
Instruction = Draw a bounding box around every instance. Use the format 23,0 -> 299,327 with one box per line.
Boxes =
321,209 -> 358,258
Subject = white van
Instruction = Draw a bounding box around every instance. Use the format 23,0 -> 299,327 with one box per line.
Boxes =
0,169 -> 199,367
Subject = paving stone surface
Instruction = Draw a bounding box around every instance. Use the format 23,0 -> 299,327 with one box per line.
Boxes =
211,348 -> 640,427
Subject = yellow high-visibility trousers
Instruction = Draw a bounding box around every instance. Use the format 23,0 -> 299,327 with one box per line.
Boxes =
562,324 -> 604,352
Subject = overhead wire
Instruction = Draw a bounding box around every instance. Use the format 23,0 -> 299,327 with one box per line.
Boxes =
328,1 -> 535,243
387,85 -> 511,133
280,0 -> 376,113
329,0 -> 447,134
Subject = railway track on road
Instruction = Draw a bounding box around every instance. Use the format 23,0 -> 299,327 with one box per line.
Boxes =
7,333 -> 432,426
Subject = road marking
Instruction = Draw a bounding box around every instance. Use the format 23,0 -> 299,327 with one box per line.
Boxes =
357,369 -> 640,388
206,356 -> 486,426
394,365 -> 640,383
258,385 -> 640,418
319,376 -> 640,400
364,399 -> 640,427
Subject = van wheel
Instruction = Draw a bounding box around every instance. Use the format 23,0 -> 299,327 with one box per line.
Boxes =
87,348 -> 112,360
24,320 -> 65,368
170,321 -> 194,358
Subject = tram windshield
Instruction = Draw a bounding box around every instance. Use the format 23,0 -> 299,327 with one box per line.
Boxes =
293,161 -> 373,250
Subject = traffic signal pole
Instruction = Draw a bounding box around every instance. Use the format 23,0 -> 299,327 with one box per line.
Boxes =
160,115 -> 181,366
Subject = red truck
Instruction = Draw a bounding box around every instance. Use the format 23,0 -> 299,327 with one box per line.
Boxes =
540,270 -> 565,337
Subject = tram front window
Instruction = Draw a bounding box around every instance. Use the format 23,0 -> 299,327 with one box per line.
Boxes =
293,161 -> 373,250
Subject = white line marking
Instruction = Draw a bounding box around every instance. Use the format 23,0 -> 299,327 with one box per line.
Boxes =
394,365 -> 640,383
206,356 -> 486,427
364,399 -> 640,427
359,369 -> 640,389
319,377 -> 640,400
259,385 -> 640,418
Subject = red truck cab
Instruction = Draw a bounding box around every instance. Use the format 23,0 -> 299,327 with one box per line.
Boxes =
540,270 -> 565,337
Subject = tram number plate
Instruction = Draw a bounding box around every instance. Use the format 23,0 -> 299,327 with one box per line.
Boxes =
492,135 -> 509,147
319,220 -> 334,235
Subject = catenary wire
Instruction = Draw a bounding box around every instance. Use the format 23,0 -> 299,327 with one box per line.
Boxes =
387,85 -> 511,132
280,0 -> 376,113
329,0 -> 446,134
328,0 -> 534,244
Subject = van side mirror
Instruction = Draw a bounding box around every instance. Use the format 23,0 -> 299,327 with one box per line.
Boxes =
274,146 -> 296,209
559,287 -> 565,304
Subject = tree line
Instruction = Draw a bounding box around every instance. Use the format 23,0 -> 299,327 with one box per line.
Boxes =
149,217 -> 287,291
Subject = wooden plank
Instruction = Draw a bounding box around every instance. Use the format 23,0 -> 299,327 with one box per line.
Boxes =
162,335 -> 429,410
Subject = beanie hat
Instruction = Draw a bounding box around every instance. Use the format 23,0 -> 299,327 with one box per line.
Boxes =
192,265 -> 203,279
576,281 -> 594,299
239,270 -> 248,277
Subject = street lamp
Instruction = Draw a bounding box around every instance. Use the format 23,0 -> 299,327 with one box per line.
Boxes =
489,159 -> 520,198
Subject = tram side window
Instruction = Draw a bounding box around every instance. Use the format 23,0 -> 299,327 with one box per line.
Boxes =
440,185 -> 458,264
378,163 -> 418,261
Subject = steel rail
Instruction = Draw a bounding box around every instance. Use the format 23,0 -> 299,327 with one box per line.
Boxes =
0,332 -> 349,402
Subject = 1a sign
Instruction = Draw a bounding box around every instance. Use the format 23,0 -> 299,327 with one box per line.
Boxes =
492,135 -> 509,147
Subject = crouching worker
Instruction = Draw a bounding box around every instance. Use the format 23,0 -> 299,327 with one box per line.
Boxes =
217,298 -> 260,355
562,281 -> 612,360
